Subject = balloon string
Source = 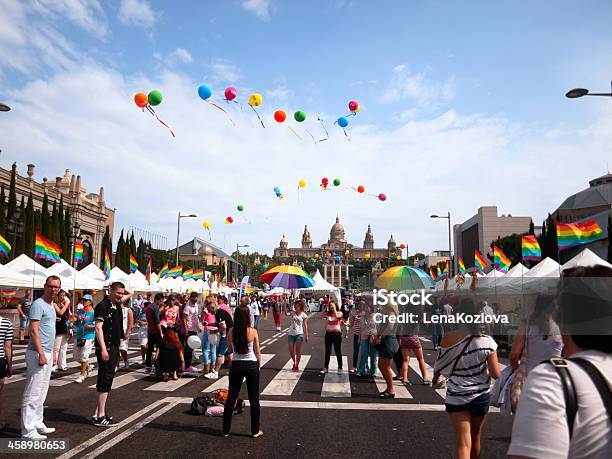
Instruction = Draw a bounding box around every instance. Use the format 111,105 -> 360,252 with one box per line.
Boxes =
146,105 -> 175,138
250,105 -> 266,128
206,100 -> 235,126
342,128 -> 351,141
317,117 -> 329,142
287,125 -> 302,139
306,129 -> 315,143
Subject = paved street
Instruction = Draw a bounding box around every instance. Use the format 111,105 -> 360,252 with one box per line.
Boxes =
1,313 -> 513,458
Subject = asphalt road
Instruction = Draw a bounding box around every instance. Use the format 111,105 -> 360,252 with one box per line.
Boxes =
1,312 -> 513,458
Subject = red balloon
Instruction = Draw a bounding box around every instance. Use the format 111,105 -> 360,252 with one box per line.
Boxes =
378,193 -> 387,202
399,244 -> 406,249
134,92 -> 148,108
226,217 -> 234,223
225,87 -> 237,101
357,185 -> 365,193
348,100 -> 359,112
274,110 -> 286,123
322,177 -> 329,184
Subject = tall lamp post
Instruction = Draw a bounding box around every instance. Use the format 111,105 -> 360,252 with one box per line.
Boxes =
235,244 -> 249,281
70,220 -> 81,267
431,212 -> 453,277
6,212 -> 24,260
175,212 -> 197,265
565,83 -> 612,99
0,104 -> 10,112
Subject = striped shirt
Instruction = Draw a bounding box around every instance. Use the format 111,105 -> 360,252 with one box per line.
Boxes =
323,313 -> 343,333
350,309 -> 361,335
0,317 -> 13,359
433,335 -> 497,405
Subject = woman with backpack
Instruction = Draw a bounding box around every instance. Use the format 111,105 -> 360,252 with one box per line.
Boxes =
432,298 -> 500,459
222,306 -> 263,438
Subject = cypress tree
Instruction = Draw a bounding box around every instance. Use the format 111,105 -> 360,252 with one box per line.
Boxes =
50,201 -> 59,243
528,220 -> 535,236
608,214 -> 612,263
6,163 -> 17,228
63,207 -> 71,262
16,196 -> 25,256
0,185 -> 5,235
547,214 -> 559,261
41,193 -> 50,238
58,197 -> 66,260
100,226 -> 110,269
116,230 -> 126,271
137,238 -> 145,268
538,219 -> 547,258
24,193 -> 34,257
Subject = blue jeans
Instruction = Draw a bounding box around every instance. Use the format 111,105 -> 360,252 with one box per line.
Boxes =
200,331 -> 217,366
357,339 -> 377,375
432,324 -> 444,348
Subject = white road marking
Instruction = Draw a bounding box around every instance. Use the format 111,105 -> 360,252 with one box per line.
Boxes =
321,356 -> 351,398
262,356 -> 311,396
201,354 -> 275,393
144,364 -> 204,392
253,400 -> 446,411
373,369 -> 413,399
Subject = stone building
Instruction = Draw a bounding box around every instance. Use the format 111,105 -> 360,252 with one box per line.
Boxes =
0,164 -> 114,266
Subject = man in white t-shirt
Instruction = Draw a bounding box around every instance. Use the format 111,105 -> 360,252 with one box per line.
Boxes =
248,295 -> 261,329
508,266 -> 612,459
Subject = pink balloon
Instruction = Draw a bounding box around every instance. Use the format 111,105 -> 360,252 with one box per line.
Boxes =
378,193 -> 387,202
348,100 -> 359,112
225,87 -> 237,101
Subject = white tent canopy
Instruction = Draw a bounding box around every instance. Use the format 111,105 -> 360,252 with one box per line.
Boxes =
80,263 -> 105,284
561,248 -> 612,271
4,254 -> 49,288
0,263 -> 39,288
109,266 -> 130,286
298,270 -> 341,305
47,259 -> 105,290
525,257 -> 560,278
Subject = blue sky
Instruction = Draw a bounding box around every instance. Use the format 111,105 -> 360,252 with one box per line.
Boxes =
1,0 -> 612,258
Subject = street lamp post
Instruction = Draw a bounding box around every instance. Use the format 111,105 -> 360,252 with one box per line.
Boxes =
175,212 -> 197,266
0,104 -> 10,112
70,220 -> 81,267
566,82 -> 612,99
235,243 -> 249,281
430,212 -> 453,277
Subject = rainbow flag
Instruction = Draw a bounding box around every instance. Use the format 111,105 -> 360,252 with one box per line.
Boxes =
129,255 -> 138,274
474,250 -> 487,273
442,260 -> 449,278
103,249 -> 111,280
1,287 -> 17,298
35,233 -> 62,263
493,244 -> 511,272
522,235 -> 541,261
145,259 -> 152,283
183,268 -> 193,280
556,220 -> 603,250
159,263 -> 169,279
168,265 -> 182,278
0,234 -> 11,258
458,257 -> 466,276
429,266 -> 436,280
435,265 -> 442,280
193,269 -> 204,280
74,241 -> 83,264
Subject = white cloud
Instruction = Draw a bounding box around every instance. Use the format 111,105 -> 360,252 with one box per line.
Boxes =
209,59 -> 242,83
381,65 -> 455,110
32,0 -> 109,39
172,48 -> 193,64
118,0 -> 159,30
241,0 -> 271,20
266,86 -> 291,100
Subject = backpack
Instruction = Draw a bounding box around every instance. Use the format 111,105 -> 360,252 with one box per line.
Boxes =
190,395 -> 216,415
213,389 -> 245,414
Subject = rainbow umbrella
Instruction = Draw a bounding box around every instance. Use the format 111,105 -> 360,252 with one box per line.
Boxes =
260,265 -> 315,289
374,266 -> 435,291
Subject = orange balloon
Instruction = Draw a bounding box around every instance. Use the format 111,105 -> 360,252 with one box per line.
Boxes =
274,110 -> 286,123
134,92 -> 148,108
357,185 -> 365,193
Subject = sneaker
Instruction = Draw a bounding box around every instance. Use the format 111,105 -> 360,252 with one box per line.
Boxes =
37,426 -> 55,435
251,430 -> 264,438
86,365 -> 94,377
51,365 -> 58,373
205,371 -> 219,380
74,375 -> 85,384
185,366 -> 198,373
276,327 -> 281,331
92,415 -> 115,427
319,368 -> 328,375
22,433 -> 47,440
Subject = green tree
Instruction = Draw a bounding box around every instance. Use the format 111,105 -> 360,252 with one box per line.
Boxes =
608,213 -> 612,263
58,197 -> 67,261
528,220 -> 535,236
6,163 -> 17,228
63,207 -> 71,263
100,226 -> 111,269
115,230 -> 127,271
488,233 -> 522,266
0,185 -> 6,236
24,193 -> 34,257
15,196 -> 25,256
129,232 -> 137,269
41,193 -> 50,238
137,238 -> 145,268
546,214 -> 559,261
538,219 -> 547,258
50,201 -> 60,244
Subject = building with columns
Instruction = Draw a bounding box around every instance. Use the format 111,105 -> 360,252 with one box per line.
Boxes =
0,164 -> 115,266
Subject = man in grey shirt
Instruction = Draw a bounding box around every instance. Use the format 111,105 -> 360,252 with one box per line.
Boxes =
21,275 -> 61,439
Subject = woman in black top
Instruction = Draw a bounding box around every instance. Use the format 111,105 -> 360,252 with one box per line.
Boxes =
155,330 -> 184,381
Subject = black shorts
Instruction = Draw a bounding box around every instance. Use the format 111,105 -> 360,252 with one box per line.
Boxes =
96,345 -> 119,393
0,357 -> 8,379
445,392 -> 491,416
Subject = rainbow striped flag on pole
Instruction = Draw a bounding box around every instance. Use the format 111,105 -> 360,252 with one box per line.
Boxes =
129,255 -> 138,273
35,233 -> 62,263
145,259 -> 152,283
521,235 -> 541,261
104,249 -> 111,281
458,257 -> 466,276
556,220 -> 603,250
493,244 -> 511,272
474,250 -> 487,273
168,265 -> 182,278
183,268 -> 193,280
442,260 -> 449,278
158,263 -> 169,279
74,241 -> 84,264
0,234 -> 12,258
429,266 -> 436,280
193,269 -> 204,280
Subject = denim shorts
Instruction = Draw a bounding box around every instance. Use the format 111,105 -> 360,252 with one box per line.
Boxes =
20,316 -> 28,329
217,336 -> 228,356
445,392 -> 491,416
288,334 -> 304,343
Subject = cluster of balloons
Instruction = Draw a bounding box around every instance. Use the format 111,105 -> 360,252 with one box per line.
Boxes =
133,90 -> 175,137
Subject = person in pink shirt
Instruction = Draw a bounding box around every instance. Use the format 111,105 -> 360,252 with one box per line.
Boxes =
160,296 -> 179,332
218,295 -> 232,316
182,292 -> 200,372
200,300 -> 218,375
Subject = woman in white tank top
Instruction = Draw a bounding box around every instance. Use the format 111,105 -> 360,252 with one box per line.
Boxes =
222,306 -> 263,438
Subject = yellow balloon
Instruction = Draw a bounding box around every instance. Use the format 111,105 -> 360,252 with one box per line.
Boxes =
344,250 -> 350,256
249,93 -> 262,107
298,179 -> 306,188
355,105 -> 361,113
202,221 -> 210,229
396,255 -> 401,260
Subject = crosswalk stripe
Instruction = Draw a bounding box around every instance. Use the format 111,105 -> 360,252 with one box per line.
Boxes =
201,354 -> 275,393
144,364 -> 205,392
321,356 -> 351,398
261,356 -> 311,396
373,369 -> 413,399
408,359 -> 445,398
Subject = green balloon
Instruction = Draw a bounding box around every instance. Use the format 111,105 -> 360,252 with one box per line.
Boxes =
148,90 -> 163,106
333,178 -> 341,186
294,110 -> 306,122
237,204 -> 244,212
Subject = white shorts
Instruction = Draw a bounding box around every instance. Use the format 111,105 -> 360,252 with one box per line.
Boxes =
119,339 -> 129,352
73,338 -> 94,363
138,327 -> 148,346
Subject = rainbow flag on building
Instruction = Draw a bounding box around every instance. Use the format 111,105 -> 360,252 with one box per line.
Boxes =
521,235 -> 541,261
193,269 -> 204,280
556,220 -> 603,250
74,241 -> 83,264
458,257 -> 466,276
168,265 -> 182,278
129,255 -> 138,273
145,259 -> 152,283
474,250 -> 487,273
183,268 -> 193,280
0,234 -> 11,258
35,233 -> 62,263
158,263 -> 169,279
493,244 -> 511,272
103,249 -> 111,281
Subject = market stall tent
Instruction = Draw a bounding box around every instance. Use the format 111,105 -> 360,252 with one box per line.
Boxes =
4,254 -> 49,289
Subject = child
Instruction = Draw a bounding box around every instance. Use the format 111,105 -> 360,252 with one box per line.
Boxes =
287,299 -> 309,371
